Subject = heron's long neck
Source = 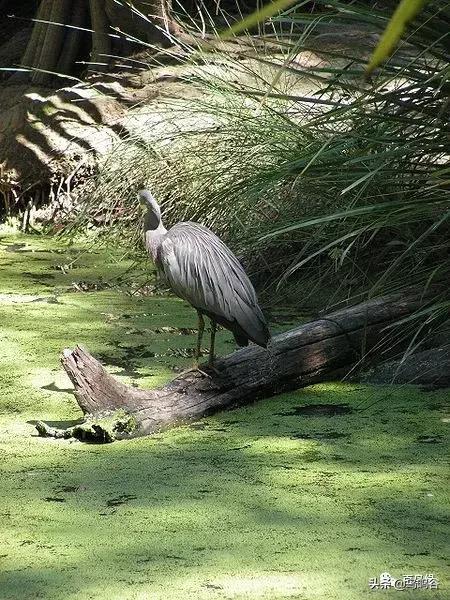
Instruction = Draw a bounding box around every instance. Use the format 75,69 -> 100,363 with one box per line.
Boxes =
144,219 -> 167,261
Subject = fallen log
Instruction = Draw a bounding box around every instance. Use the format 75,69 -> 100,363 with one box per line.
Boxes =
36,291 -> 430,442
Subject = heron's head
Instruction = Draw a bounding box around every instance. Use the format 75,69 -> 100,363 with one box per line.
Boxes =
138,189 -> 161,230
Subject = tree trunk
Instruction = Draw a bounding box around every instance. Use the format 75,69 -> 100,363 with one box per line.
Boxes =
55,0 -> 88,76
11,0 -> 53,82
35,291 -> 431,443
14,0 -> 181,84
89,0 -> 111,67
32,0 -> 72,84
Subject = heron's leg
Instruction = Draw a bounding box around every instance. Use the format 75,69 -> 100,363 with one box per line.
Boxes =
208,320 -> 217,367
194,311 -> 205,367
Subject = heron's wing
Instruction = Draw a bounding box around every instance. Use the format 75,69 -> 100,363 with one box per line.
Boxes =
158,223 -> 269,346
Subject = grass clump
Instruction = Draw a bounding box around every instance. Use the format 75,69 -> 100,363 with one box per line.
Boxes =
69,1 -> 448,323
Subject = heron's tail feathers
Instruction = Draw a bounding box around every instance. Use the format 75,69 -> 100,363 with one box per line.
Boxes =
234,308 -> 270,349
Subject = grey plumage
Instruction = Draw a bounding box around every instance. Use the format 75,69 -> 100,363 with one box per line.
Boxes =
139,190 -> 270,364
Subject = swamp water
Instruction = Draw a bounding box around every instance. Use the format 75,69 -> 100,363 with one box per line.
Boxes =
0,233 -> 448,600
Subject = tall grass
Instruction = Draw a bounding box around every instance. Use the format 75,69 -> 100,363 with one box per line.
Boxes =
71,0 -> 449,316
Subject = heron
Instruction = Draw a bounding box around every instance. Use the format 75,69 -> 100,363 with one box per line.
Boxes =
139,189 -> 270,368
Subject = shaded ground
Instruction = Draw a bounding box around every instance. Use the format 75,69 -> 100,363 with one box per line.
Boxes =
0,233 -> 449,600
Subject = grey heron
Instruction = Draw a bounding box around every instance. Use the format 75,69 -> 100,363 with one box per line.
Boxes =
139,189 -> 270,367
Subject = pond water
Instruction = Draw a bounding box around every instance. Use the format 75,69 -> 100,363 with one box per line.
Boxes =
0,233 -> 448,600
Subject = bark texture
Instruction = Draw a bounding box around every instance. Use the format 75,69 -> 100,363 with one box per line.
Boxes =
16,0 -> 180,84
36,291 -> 431,442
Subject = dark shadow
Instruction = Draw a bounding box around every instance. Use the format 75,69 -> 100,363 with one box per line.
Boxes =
4,243 -> 27,252
27,418 -> 84,429
23,272 -> 56,281
40,382 -> 74,394
280,403 -> 352,417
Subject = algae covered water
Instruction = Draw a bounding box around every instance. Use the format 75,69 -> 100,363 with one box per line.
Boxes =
0,234 -> 448,600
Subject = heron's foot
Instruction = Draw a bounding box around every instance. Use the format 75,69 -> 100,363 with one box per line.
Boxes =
192,358 -> 213,378
196,367 -> 213,379
173,362 -> 212,379
207,357 -> 221,376
207,365 -> 221,376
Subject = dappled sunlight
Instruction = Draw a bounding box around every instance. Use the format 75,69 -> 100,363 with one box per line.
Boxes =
186,573 -> 307,598
1,86 -> 129,186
